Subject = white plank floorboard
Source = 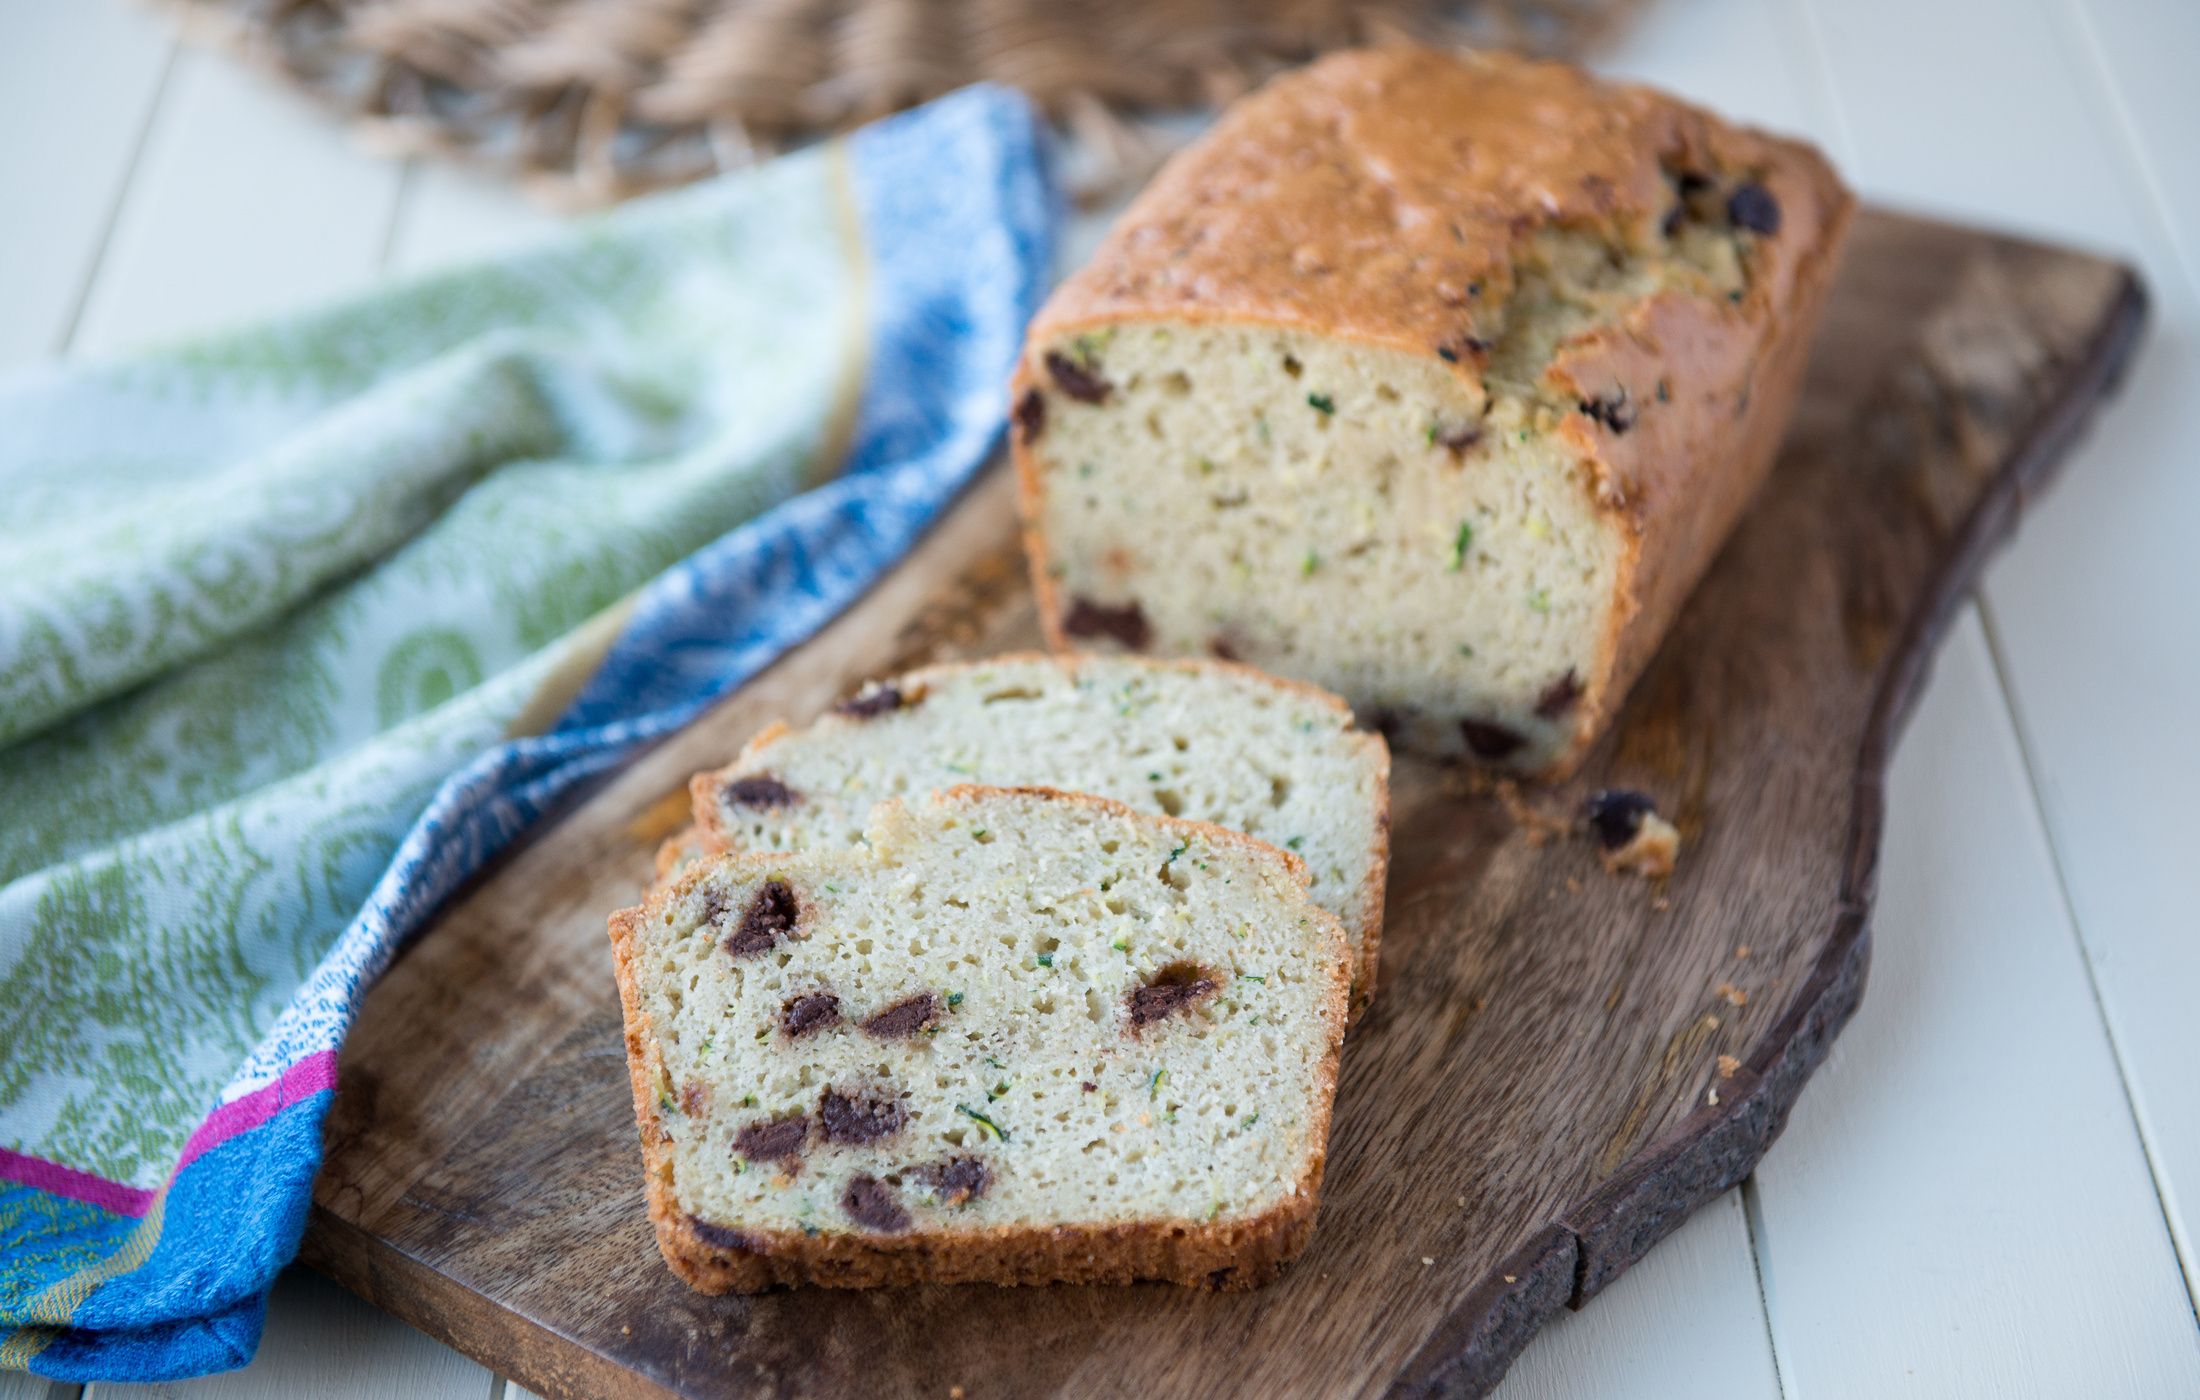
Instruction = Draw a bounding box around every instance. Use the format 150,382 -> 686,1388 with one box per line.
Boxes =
7,23 -> 495,1394
1798,0 -> 2200,1303
68,46 -> 406,358
1793,0 -> 2155,251
1497,1189 -> 1783,1399
386,163 -> 564,278
1596,0 -> 1832,140
2064,0 -> 2200,295
1750,610 -> 2200,1398
1486,6 -> 1854,1392
0,1369 -> 80,1400
82,1268 -> 493,1400
1981,300 -> 2200,1297
0,0 -> 173,366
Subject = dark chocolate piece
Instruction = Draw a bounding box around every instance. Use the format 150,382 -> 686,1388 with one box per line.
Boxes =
1580,390 -> 1636,434
818,1087 -> 908,1145
1436,421 -> 1483,457
687,1216 -> 765,1253
1584,789 -> 1658,849
1127,962 -> 1220,1028
917,1156 -> 992,1207
1460,719 -> 1527,761
723,775 -> 799,809
859,992 -> 942,1039
1535,670 -> 1582,719
834,684 -> 906,720
1361,706 -> 1408,743
781,992 -> 841,1038
732,1115 -> 809,1164
1013,387 -> 1047,443
1727,181 -> 1781,235
841,1175 -> 911,1232
724,879 -> 798,957
1062,597 -> 1151,650
1044,349 -> 1112,403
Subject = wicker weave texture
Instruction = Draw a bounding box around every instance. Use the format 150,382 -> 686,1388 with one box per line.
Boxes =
161,0 -> 1637,206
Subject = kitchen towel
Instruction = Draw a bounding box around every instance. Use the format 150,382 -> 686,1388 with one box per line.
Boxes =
0,84 -> 1053,1381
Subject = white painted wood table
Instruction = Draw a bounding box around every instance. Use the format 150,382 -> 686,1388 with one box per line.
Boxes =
3,0 -> 2197,1395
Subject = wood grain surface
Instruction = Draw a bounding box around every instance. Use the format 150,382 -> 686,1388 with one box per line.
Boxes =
298,209 -> 2145,1400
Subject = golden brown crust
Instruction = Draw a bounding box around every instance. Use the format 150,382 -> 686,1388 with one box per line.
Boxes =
687,720 -> 793,853
607,903 -> 686,1285
658,1192 -> 1321,1292
1011,47 -> 1856,779
683,651 -> 1391,1003
1547,120 -> 1853,779
1356,748 -> 1393,1003
650,825 -> 704,885
1022,47 -> 1847,423
607,785 -> 1351,1294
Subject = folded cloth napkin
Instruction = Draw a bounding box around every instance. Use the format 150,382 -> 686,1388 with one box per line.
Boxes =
0,85 -> 1053,1381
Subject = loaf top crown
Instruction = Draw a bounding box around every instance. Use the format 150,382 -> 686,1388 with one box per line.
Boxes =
1035,47 -> 1848,363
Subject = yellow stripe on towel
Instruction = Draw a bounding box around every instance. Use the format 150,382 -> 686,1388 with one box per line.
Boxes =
805,138 -> 874,492
0,1187 -> 170,1368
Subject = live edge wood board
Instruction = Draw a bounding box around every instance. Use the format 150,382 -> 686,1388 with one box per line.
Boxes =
302,210 -> 2146,1400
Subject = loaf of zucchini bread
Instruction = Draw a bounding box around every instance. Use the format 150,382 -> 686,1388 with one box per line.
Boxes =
686,653 -> 1388,1003
610,785 -> 1351,1292
1012,47 -> 1853,775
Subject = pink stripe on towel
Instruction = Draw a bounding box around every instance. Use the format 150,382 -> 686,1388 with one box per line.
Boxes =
175,1050 -> 340,1174
0,1147 -> 155,1216
0,1050 -> 340,1215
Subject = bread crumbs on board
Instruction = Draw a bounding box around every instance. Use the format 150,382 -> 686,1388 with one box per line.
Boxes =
1493,779 -> 1574,844
1600,811 -> 1681,878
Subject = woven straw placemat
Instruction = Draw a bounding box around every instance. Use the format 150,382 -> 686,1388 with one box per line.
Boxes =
158,0 -> 1638,207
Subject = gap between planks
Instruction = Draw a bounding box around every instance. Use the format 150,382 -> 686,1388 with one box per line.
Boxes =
0,5 -> 496,1395
2054,0 -> 2200,300
1793,0 -> 2200,1334
0,0 -> 176,364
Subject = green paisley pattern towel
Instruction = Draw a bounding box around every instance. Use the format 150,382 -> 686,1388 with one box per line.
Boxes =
0,86 -> 1051,1382
3,132 -> 865,1189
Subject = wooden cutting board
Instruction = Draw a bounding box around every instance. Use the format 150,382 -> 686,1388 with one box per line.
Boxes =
301,210 -> 2145,1400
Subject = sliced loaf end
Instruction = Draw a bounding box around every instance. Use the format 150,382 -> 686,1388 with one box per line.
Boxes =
687,652 -> 1389,1008
612,785 -> 1351,1292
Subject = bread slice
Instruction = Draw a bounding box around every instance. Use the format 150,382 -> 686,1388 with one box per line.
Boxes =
687,653 -> 1389,1006
654,824 -> 709,885
610,785 -> 1352,1292
1011,48 -> 1853,777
